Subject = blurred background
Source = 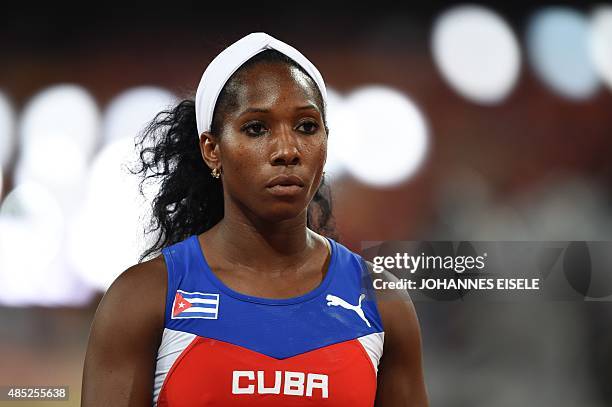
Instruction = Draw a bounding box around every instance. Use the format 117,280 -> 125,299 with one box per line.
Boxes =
1,2 -> 611,406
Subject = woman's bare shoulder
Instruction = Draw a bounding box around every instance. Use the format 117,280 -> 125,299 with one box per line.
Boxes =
116,255 -> 167,292
94,254 -> 168,330
362,260 -> 429,406
361,260 -> 418,340
82,255 -> 168,405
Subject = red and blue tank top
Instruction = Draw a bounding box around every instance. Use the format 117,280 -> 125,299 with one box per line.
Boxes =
153,235 -> 385,406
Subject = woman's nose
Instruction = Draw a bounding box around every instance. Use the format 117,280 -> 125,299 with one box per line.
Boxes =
270,126 -> 300,166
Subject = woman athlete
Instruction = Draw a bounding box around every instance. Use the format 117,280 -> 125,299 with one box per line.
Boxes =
82,32 -> 429,406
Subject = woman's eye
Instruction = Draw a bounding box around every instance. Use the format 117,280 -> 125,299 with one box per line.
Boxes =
243,123 -> 268,136
297,121 -> 319,134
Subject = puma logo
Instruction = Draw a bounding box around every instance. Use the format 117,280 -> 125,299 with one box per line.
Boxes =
325,294 -> 371,328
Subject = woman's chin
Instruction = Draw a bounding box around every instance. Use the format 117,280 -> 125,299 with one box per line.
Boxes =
261,204 -> 308,223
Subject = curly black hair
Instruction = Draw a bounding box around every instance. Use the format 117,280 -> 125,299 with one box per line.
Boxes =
133,49 -> 339,261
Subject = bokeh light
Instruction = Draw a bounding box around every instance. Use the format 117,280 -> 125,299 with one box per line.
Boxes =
0,91 -> 15,170
14,85 -> 99,202
68,138 -> 158,290
527,7 -> 600,100
324,88 -> 353,180
19,84 -> 99,157
589,5 -> 612,91
432,5 -> 521,104
342,86 -> 428,187
0,183 -> 64,305
102,86 -> 177,144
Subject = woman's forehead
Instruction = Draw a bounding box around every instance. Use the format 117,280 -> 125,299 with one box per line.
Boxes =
232,63 -> 320,110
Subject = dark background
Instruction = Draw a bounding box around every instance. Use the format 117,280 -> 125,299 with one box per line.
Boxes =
1,3 -> 611,406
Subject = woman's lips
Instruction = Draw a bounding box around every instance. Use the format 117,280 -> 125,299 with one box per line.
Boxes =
265,174 -> 305,197
266,184 -> 304,197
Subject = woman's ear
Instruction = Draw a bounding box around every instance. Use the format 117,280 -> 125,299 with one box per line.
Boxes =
199,131 -> 220,170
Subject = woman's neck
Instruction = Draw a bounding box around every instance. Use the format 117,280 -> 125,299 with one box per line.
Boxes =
204,210 -> 318,272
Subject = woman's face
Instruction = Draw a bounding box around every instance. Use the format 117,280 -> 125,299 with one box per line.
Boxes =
202,62 -> 327,223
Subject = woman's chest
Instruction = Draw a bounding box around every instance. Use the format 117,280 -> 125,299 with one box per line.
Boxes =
153,295 -> 383,406
156,334 -> 379,406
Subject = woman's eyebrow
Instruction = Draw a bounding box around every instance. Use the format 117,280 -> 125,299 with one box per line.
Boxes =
237,104 -> 320,117
295,104 -> 319,112
238,107 -> 270,117
295,104 -> 322,117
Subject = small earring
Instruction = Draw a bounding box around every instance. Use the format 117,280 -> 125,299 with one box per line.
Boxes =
211,167 -> 221,178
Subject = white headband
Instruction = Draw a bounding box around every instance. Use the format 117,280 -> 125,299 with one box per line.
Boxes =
195,32 -> 328,136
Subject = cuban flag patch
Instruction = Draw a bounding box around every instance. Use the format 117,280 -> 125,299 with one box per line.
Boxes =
172,290 -> 220,319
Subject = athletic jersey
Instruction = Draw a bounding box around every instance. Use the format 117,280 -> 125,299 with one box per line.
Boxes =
153,234 -> 385,406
